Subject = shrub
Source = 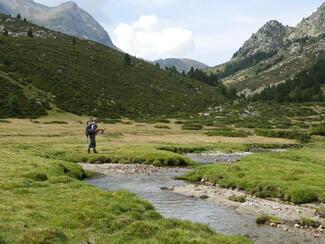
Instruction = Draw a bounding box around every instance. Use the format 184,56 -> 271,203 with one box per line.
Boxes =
154,125 -> 171,129
311,123 -> 325,136
250,184 -> 283,199
228,195 -> 246,203
256,215 -> 281,225
255,129 -> 311,143
206,127 -> 251,137
156,119 -> 170,123
288,188 -> 318,204
181,124 -> 203,130
43,121 -> 68,124
27,172 -> 48,182
296,133 -> 312,143
58,163 -> 86,180
175,120 -> 186,124
0,119 -> 11,123
157,146 -> 207,154
298,217 -> 321,228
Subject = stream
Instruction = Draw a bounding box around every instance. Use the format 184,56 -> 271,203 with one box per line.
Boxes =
87,153 -> 322,244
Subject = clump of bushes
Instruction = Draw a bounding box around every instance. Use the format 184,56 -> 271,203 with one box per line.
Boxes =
228,195 -> 246,203
154,125 -> 171,130
181,124 -> 203,130
251,184 -> 282,199
287,187 -> 319,204
298,217 -> 321,228
206,127 -> 251,137
275,122 -> 292,129
235,120 -> 272,129
26,172 -> 48,182
255,129 -> 311,143
311,123 -> 325,136
156,119 -> 170,123
256,215 -> 281,225
157,145 -> 208,154
43,121 -> 68,125
58,163 -> 86,180
175,120 -> 186,124
246,143 -> 301,151
0,119 -> 11,123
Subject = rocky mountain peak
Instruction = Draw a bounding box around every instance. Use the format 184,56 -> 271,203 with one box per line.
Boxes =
289,2 -> 325,40
58,1 -> 78,9
0,0 -> 116,49
232,20 -> 288,60
262,20 -> 286,31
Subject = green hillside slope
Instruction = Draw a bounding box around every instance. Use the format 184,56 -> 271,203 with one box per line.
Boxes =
0,71 -> 48,118
0,14 -> 223,119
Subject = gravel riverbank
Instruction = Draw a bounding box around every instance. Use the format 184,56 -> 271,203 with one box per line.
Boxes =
171,183 -> 325,240
80,163 -> 185,176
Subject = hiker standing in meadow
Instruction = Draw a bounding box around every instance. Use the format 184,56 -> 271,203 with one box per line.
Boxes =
86,118 -> 105,154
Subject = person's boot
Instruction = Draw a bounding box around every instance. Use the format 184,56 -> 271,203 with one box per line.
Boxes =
94,149 -> 98,154
88,148 -> 91,154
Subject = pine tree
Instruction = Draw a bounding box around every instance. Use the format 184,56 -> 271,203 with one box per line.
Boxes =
27,29 -> 33,38
169,66 -> 178,74
8,95 -> 21,116
155,63 -> 160,69
3,30 -> 8,36
123,54 -> 132,66
72,37 -> 77,46
16,14 -> 21,20
23,18 -> 27,22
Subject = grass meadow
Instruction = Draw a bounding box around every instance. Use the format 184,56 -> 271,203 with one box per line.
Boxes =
0,108 -> 323,242
0,112 -> 263,243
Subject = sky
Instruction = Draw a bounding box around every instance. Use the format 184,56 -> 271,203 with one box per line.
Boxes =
36,0 -> 324,66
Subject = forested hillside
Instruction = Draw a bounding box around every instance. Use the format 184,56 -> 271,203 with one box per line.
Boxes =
0,14 -> 226,119
250,54 -> 325,102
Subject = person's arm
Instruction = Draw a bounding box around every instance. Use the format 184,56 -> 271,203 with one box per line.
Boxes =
95,128 -> 105,134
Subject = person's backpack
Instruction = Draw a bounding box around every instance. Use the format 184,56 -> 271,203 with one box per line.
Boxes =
85,123 -> 97,137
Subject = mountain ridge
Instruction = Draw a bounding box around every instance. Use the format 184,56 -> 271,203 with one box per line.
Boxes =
154,58 -> 210,73
0,0 -> 116,48
208,3 -> 325,95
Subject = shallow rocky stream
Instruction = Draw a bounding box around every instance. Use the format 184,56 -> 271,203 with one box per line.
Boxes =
86,152 -> 323,244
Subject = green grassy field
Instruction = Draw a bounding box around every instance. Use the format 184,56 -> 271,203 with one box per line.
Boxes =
0,116 -> 261,243
1,105 -> 324,242
182,140 -> 325,204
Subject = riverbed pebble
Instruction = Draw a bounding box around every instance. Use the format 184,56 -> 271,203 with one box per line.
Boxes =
80,163 -> 180,176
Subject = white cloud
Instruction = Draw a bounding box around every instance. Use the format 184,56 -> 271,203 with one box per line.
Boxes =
113,15 -> 194,60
